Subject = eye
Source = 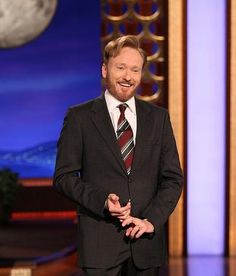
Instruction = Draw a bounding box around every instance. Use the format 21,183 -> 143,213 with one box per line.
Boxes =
132,68 -> 141,73
116,65 -> 125,70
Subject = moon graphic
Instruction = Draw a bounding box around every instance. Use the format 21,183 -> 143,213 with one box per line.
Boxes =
0,0 -> 58,48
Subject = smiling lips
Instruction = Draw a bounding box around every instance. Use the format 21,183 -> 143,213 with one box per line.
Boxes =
119,82 -> 133,88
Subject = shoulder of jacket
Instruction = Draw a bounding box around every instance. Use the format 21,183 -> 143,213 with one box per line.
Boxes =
67,96 -> 104,115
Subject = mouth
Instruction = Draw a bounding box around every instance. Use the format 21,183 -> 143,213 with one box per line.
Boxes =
118,82 -> 133,88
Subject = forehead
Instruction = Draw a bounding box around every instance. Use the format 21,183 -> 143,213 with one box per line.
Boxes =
109,47 -> 143,67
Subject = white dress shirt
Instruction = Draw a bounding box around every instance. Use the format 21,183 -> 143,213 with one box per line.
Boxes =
104,90 -> 137,144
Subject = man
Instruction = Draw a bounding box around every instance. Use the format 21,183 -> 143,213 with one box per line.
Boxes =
53,35 -> 183,276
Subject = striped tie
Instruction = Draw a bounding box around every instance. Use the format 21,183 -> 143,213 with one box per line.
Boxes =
117,104 -> 134,174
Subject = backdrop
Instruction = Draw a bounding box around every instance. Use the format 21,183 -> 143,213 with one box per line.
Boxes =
0,1 -> 101,178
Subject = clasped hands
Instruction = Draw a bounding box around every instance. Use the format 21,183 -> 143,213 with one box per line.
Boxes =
106,193 -> 154,239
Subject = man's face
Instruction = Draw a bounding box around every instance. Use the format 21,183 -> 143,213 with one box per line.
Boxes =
102,47 -> 144,102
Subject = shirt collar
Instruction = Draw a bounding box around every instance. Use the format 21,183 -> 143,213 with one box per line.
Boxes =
104,90 -> 136,115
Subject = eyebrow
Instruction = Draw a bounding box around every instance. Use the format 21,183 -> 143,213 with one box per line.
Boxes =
115,63 -> 126,66
115,63 -> 141,69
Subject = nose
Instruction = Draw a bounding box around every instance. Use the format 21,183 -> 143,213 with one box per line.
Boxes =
123,69 -> 131,81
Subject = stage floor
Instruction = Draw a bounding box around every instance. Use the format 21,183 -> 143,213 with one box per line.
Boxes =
1,255 -> 236,276
1,220 -> 236,275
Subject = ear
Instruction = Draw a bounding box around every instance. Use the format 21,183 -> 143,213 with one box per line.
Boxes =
102,63 -> 107,78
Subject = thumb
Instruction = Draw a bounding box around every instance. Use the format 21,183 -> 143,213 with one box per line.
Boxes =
108,193 -> 119,203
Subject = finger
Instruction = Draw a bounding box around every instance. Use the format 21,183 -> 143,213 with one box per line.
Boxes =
110,210 -> 128,217
130,226 -> 140,239
135,229 -> 145,239
109,204 -> 130,215
108,194 -> 119,203
119,204 -> 131,213
118,214 -> 128,220
107,202 -> 121,212
110,212 -> 122,217
125,227 -> 133,236
117,210 -> 130,220
110,206 -> 131,217
124,204 -> 131,215
111,212 -> 129,219
125,201 -> 131,207
122,216 -> 133,227
122,215 -> 141,227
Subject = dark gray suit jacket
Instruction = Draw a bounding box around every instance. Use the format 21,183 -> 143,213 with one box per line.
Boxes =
53,96 -> 183,269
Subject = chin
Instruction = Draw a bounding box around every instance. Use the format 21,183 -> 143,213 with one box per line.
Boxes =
118,94 -> 132,102
119,91 -> 136,101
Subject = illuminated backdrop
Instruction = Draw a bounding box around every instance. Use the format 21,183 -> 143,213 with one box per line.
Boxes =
0,1 -> 101,178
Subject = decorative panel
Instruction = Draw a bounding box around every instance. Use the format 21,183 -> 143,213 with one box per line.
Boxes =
101,0 -> 167,106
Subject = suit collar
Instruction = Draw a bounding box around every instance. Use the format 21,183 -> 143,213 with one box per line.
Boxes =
91,96 -> 128,174
104,90 -> 136,115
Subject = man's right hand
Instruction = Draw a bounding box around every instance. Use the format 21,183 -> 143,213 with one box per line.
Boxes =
105,193 -> 131,221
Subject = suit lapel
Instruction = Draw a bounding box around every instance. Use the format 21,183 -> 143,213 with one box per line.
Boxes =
91,97 -> 127,174
130,98 -> 152,174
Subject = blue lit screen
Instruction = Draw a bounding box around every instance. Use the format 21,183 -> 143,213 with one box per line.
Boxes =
0,1 -> 101,178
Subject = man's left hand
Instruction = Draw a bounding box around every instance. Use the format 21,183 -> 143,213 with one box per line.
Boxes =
121,216 -> 154,239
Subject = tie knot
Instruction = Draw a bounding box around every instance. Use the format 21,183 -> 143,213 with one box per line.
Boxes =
118,104 -> 127,115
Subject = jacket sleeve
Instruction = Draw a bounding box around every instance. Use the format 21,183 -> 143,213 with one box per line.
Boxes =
53,108 -> 108,218
141,112 -> 184,230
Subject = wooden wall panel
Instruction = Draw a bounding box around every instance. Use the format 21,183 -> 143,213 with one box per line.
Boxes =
168,0 -> 185,257
229,0 -> 236,257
